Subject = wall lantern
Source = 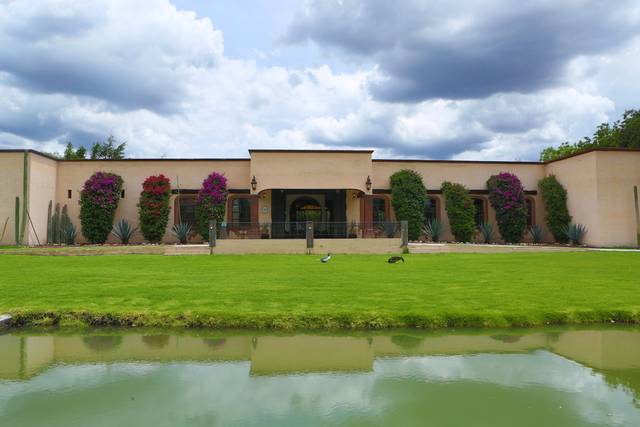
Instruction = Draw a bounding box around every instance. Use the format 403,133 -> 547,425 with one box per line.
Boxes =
251,176 -> 258,191
366,176 -> 372,191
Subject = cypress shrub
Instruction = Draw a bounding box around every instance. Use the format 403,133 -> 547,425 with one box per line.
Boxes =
487,172 -> 527,243
195,172 -> 228,239
390,169 -> 427,240
441,182 -> 476,242
538,175 -> 572,243
80,171 -> 123,243
138,174 -> 171,243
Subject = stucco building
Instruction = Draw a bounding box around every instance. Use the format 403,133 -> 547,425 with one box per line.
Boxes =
1,147 -> 639,247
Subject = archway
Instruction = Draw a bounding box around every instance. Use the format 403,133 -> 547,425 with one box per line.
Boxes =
289,196 -> 323,223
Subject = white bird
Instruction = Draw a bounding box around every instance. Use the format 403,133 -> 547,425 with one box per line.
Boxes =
320,253 -> 331,263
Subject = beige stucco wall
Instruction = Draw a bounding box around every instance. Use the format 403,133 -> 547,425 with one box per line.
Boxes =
0,152 -> 23,245
55,159 -> 250,244
250,151 -> 373,193
373,161 -> 548,242
27,153 -> 58,245
543,150 -> 640,247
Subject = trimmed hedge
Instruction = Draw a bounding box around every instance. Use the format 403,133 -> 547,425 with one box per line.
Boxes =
390,169 -> 427,240
441,182 -> 476,242
80,171 -> 123,243
538,175 -> 572,243
196,172 -> 228,239
138,174 -> 171,243
487,172 -> 527,243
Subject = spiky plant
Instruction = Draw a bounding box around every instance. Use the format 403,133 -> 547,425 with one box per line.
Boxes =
62,221 -> 77,245
563,223 -> 588,246
478,222 -> 494,244
529,224 -> 545,244
172,222 -> 192,244
111,218 -> 138,244
422,218 -> 443,242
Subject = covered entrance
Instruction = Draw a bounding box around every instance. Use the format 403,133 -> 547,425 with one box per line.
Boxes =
271,189 -> 347,238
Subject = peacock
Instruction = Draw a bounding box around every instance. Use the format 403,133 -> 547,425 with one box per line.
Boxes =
387,256 -> 404,263
320,253 -> 331,263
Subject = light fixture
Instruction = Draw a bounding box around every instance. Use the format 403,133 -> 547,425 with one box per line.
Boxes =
251,175 -> 257,191
366,176 -> 372,191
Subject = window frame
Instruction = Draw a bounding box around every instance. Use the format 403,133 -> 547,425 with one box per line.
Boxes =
173,195 -> 198,226
470,196 -> 488,227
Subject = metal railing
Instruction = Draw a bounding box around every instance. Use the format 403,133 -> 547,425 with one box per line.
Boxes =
217,221 -> 402,239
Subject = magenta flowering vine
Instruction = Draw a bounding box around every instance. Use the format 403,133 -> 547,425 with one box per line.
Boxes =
486,172 -> 528,243
195,172 -> 228,239
79,171 -> 124,243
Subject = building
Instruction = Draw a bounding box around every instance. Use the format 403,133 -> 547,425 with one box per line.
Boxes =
1,147 -> 639,247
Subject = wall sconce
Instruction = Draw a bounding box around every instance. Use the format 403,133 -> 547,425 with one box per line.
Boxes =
251,176 -> 257,191
366,176 -> 372,191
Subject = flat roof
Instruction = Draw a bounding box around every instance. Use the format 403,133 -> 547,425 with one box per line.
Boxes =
2,146 -> 638,164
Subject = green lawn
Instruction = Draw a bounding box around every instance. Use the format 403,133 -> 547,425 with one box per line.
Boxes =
1,252 -> 639,329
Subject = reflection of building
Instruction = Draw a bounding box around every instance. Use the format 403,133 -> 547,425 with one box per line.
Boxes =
2,148 -> 640,247
2,330 -> 639,393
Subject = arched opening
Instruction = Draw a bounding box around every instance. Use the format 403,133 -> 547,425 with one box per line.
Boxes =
289,196 -> 323,223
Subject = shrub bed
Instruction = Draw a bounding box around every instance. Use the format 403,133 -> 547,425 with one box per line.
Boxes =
195,172 -> 228,239
441,182 -> 476,242
79,172 -> 123,243
138,174 -> 171,243
538,175 -> 572,243
487,172 -> 527,243
390,169 -> 427,240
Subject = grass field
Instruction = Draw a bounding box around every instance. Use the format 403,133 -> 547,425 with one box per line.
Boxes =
1,252 -> 639,329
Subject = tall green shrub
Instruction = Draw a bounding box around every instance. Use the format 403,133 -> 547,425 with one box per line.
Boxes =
138,174 -> 171,242
195,172 -> 228,239
390,169 -> 427,240
441,182 -> 476,242
80,171 -> 123,243
538,175 -> 572,243
487,173 -> 527,243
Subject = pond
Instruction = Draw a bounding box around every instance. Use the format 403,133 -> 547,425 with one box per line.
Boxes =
1,327 -> 639,426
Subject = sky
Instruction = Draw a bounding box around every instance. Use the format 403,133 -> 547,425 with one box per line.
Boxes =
0,0 -> 639,160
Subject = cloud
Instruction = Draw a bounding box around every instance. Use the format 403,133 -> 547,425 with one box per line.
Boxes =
0,0 -> 637,162
286,0 -> 640,102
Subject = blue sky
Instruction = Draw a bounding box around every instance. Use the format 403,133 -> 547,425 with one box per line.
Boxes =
0,0 -> 638,160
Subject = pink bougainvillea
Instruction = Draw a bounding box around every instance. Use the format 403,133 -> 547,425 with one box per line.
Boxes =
487,172 -> 527,243
79,171 -> 123,243
195,172 -> 228,239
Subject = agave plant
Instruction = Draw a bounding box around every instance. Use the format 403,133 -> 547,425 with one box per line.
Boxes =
61,221 -> 77,245
478,222 -> 494,244
172,222 -> 192,244
111,218 -> 138,244
529,224 -> 544,244
422,218 -> 443,242
377,222 -> 399,238
563,223 -> 588,246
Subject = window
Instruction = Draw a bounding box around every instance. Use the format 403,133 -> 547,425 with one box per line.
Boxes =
472,198 -> 486,227
177,196 -> 197,225
232,198 -> 251,224
373,198 -> 386,222
526,198 -> 535,226
424,197 -> 438,221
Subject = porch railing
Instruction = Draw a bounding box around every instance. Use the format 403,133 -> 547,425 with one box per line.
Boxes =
217,221 -> 402,239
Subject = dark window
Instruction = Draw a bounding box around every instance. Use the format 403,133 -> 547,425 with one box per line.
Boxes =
473,198 -> 485,227
232,198 -> 251,223
373,198 -> 386,222
526,199 -> 534,226
67,189 -> 72,199
424,197 -> 438,221
178,197 -> 197,225
121,189 -> 125,199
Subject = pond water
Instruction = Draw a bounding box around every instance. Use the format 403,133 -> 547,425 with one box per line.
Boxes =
1,327 -> 640,426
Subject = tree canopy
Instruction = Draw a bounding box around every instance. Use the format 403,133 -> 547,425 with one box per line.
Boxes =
540,109 -> 640,162
61,135 -> 126,160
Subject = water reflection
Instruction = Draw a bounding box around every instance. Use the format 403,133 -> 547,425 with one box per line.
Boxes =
1,328 -> 639,426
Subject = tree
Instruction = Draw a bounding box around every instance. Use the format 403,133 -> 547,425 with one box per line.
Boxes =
90,135 -> 126,159
138,175 -> 172,243
538,175 -> 572,243
540,109 -> 640,161
441,182 -> 476,242
195,172 -> 228,239
390,169 -> 427,240
79,172 -> 123,243
63,143 -> 87,160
